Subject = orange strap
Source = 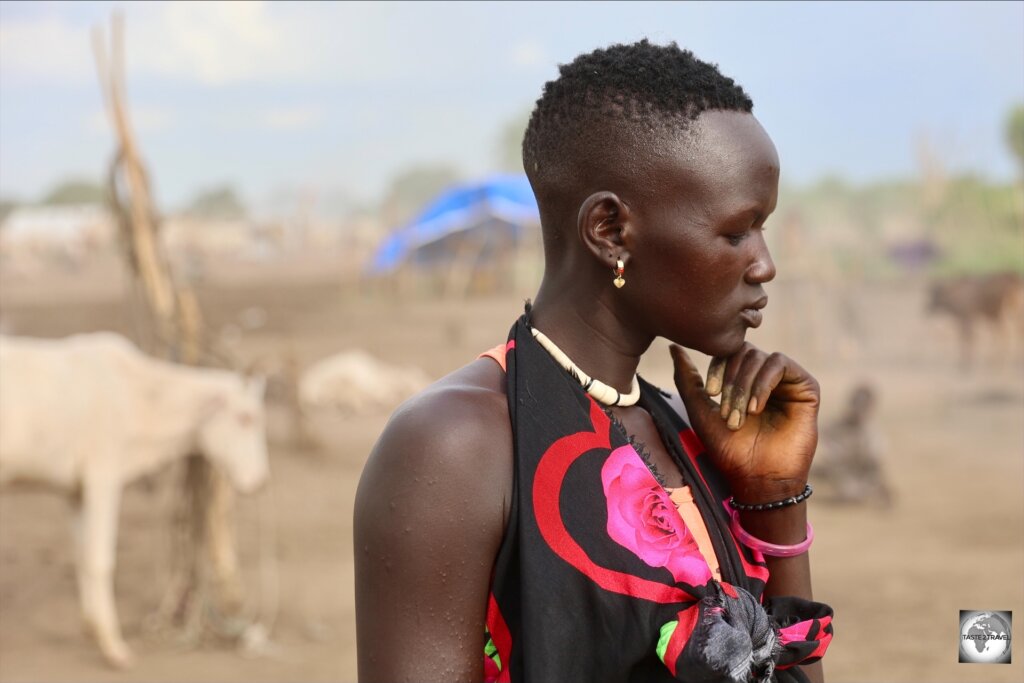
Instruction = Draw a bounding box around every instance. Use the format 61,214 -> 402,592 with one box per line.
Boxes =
668,485 -> 723,582
478,343 -> 508,372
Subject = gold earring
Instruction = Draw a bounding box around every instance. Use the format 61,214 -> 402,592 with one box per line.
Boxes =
613,258 -> 625,288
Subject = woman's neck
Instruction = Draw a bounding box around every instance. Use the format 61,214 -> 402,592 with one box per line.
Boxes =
530,280 -> 654,395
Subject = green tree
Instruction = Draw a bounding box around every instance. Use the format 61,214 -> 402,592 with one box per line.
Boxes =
41,179 -> 106,205
496,109 -> 532,173
1006,104 -> 1024,177
380,165 -> 460,226
0,199 -> 20,224
184,186 -> 247,220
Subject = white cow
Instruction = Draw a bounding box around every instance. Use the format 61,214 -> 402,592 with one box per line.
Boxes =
299,349 -> 429,415
0,332 -> 269,668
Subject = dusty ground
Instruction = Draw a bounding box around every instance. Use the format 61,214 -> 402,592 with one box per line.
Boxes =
1,257 -> 1021,682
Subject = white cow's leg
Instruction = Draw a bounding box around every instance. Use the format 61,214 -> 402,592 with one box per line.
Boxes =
71,491 -> 98,634
80,472 -> 134,668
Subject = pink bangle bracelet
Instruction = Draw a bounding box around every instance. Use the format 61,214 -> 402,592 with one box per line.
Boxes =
728,508 -> 814,557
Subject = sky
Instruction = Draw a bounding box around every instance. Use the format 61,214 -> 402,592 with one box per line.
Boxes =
1,0 -> 1022,216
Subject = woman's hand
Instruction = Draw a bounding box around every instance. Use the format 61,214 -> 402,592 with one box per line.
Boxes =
670,343 -> 820,503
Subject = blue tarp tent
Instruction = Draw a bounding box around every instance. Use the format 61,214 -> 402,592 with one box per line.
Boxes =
368,174 -> 539,274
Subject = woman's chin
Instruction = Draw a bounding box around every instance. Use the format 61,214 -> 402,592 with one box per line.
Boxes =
664,324 -> 749,360
666,342 -> 741,362
689,328 -> 748,359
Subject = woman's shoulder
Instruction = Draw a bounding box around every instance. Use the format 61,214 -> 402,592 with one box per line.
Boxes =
387,355 -> 510,449
357,355 -> 513,529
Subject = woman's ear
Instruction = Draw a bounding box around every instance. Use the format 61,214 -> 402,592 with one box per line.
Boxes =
577,191 -> 632,269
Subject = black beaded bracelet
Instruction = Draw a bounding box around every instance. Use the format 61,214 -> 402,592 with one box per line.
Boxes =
728,483 -> 813,512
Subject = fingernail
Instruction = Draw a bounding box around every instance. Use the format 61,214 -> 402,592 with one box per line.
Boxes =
728,409 -> 741,430
720,386 -> 733,413
748,397 -> 758,413
706,376 -> 721,395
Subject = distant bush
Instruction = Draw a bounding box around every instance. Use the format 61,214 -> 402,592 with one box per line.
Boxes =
41,179 -> 107,206
776,174 -> 1022,280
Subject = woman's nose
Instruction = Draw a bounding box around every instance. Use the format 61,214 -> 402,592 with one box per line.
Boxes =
745,235 -> 776,284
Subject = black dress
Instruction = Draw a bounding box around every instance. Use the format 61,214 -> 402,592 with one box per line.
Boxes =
483,316 -> 833,683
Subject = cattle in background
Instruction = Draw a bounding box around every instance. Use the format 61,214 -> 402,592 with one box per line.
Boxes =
811,383 -> 894,507
927,271 -> 1024,369
0,333 -> 269,668
299,349 -> 429,415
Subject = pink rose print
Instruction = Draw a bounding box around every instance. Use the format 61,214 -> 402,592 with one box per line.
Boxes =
601,445 -> 712,585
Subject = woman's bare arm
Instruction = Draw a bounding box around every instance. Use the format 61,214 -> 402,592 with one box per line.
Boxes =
354,362 -> 512,682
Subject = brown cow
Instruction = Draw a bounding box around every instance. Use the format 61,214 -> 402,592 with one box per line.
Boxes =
927,271 -> 1024,368
811,383 -> 894,507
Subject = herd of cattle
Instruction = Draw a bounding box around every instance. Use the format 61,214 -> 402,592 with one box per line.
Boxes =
0,270 -> 1020,667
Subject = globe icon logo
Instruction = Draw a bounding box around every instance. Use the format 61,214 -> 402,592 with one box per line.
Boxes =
959,611 -> 1012,664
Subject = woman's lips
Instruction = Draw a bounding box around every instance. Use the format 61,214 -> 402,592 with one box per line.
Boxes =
740,308 -> 763,328
740,296 -> 768,328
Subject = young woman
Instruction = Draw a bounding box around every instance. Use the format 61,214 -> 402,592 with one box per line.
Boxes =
356,40 -> 833,683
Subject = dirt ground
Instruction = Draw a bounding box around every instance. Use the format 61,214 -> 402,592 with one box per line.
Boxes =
1,256 -> 1021,682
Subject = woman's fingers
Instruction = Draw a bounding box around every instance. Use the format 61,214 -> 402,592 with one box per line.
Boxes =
718,348 -> 746,418
705,357 -> 727,396
703,345 -> 819,432
671,345 -> 729,438
719,346 -> 769,430
747,353 -> 788,417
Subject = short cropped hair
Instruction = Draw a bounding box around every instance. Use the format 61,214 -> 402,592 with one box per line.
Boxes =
523,40 -> 753,206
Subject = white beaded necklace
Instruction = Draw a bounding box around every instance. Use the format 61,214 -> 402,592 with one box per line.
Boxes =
531,327 -> 641,407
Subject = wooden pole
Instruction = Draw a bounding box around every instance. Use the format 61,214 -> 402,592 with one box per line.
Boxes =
91,12 -> 246,643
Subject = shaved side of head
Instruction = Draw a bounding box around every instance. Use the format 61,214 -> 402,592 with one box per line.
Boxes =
522,40 -> 754,257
